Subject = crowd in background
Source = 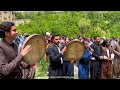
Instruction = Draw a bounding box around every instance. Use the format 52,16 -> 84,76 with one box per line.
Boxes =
0,21 -> 119,79
16,32 -> 119,79
45,33 -> 120,79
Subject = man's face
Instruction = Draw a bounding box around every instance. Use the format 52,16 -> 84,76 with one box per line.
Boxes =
84,41 -> 89,48
66,37 -> 70,43
95,37 -> 100,44
8,26 -> 18,40
53,36 -> 60,45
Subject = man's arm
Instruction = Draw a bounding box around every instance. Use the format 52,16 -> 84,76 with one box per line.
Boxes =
48,47 -> 63,62
84,49 -> 92,62
112,43 -> 120,57
90,44 -> 100,59
0,48 -> 23,76
113,50 -> 120,57
20,61 -> 30,69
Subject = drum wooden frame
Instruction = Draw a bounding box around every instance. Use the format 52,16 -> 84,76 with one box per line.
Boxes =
21,34 -> 46,65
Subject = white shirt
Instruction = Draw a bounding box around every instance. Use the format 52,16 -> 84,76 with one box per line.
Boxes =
57,46 -> 63,64
106,48 -> 110,57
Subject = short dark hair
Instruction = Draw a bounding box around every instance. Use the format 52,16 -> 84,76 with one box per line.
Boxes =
51,34 -> 59,43
0,21 -> 15,38
94,36 -> 99,40
101,40 -> 109,47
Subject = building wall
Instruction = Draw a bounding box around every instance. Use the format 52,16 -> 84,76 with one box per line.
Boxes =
0,11 -> 15,22
14,19 -> 31,26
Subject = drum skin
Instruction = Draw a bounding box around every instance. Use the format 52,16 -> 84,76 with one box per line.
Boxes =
21,34 -> 46,65
63,40 -> 86,61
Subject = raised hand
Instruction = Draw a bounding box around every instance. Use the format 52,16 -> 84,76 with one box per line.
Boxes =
21,45 -> 31,56
61,46 -> 67,54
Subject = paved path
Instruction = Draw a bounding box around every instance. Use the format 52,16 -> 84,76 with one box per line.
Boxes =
34,63 -> 79,79
74,64 -> 78,79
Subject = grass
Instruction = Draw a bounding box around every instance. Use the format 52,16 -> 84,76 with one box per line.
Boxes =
35,55 -> 49,79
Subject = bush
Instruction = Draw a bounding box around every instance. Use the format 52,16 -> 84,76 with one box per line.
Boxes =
35,55 -> 49,78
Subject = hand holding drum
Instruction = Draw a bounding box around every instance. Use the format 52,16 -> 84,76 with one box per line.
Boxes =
21,45 -> 32,56
61,46 -> 67,54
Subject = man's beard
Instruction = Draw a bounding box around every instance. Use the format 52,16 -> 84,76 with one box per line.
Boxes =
97,41 -> 100,44
55,42 -> 59,45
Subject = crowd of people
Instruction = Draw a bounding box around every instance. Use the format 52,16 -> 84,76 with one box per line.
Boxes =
0,21 -> 120,79
46,31 -> 120,79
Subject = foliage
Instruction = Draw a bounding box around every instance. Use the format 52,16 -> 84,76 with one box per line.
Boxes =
15,11 -> 120,78
16,11 -> 120,39
78,18 -> 91,37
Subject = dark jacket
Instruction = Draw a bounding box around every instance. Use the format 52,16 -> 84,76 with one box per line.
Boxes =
90,42 -> 104,61
48,44 -> 64,77
48,44 -> 63,69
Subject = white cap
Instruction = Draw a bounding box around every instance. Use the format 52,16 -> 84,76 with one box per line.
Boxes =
103,36 -> 106,40
46,32 -> 50,36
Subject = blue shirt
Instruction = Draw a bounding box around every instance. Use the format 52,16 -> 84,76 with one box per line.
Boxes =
79,48 -> 92,64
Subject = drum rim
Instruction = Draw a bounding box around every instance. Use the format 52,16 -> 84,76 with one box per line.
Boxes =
21,34 -> 45,50
21,34 -> 46,64
63,40 -> 86,61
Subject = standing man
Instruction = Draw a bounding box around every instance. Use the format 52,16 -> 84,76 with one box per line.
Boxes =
18,34 -> 36,79
60,37 -> 74,79
78,40 -> 93,79
90,36 -> 104,79
112,38 -> 120,78
48,34 -> 66,79
0,21 -> 31,79
101,40 -> 113,79
46,38 -> 52,62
